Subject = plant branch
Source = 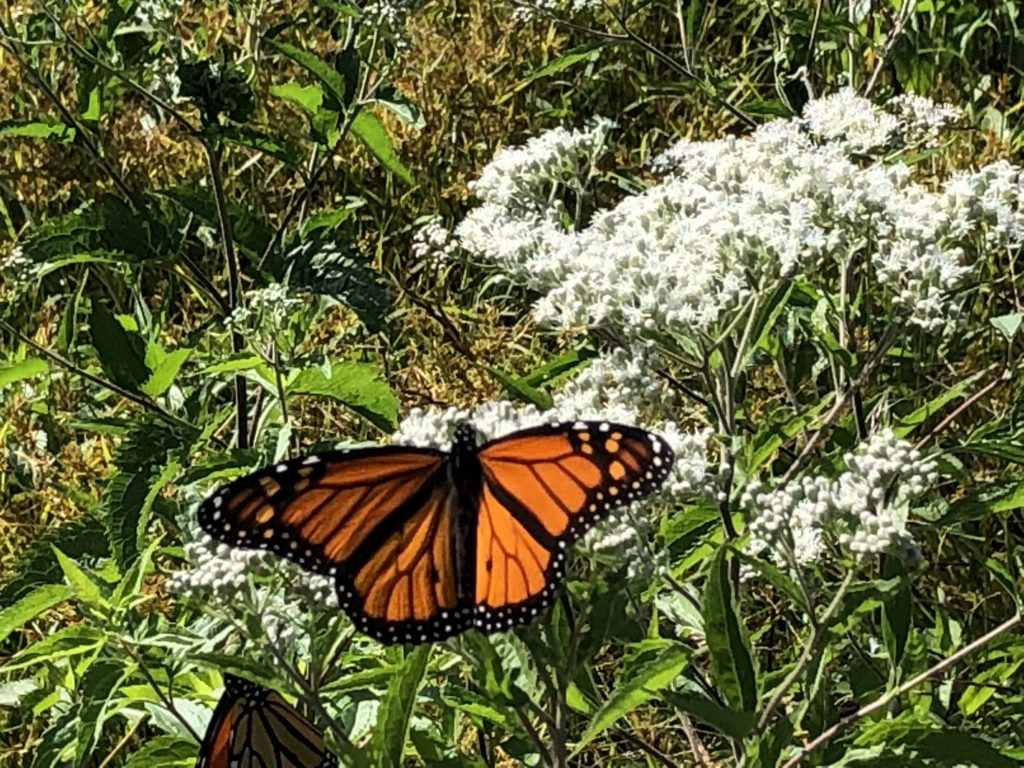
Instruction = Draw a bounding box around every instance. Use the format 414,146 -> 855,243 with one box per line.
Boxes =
780,612 -> 1024,766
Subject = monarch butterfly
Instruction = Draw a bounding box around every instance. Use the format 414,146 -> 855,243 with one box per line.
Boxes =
196,673 -> 337,768
198,420 -> 674,644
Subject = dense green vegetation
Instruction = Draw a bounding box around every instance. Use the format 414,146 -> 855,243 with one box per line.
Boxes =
1,0 -> 1023,765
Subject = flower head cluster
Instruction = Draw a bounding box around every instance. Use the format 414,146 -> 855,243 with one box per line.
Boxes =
743,430 -> 938,570
411,217 -> 459,269
511,0 -> 606,23
226,283 -> 302,331
458,92 -> 1013,338
0,246 -> 36,288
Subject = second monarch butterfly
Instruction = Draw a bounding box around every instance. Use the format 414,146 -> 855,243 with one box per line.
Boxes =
196,673 -> 337,768
198,420 -> 674,644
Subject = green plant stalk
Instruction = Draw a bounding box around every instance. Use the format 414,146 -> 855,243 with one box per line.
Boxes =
754,568 -> 856,734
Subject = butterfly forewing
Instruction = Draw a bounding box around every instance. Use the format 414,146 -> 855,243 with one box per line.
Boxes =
471,421 -> 674,632
197,447 -> 445,576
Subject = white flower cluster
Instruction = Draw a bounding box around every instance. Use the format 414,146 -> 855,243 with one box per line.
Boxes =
226,283 -> 301,330
361,0 -> 419,33
411,217 -> 459,268
743,429 -> 938,569
395,344 -> 711,501
510,0 -> 605,22
167,534 -> 337,609
458,92 -> 1014,338
0,246 -> 36,286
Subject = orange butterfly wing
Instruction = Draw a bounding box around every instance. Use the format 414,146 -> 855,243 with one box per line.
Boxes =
196,674 -> 337,768
471,421 -> 674,632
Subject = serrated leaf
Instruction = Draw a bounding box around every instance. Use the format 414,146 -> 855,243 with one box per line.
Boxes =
372,645 -> 430,767
573,644 -> 691,754
289,361 -> 399,430
0,357 -> 48,388
703,546 -> 757,713
52,546 -> 106,610
0,517 -> 110,608
351,110 -> 413,185
6,626 -> 106,672
0,584 -> 73,645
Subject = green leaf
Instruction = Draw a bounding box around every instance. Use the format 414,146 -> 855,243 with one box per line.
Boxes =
266,40 -> 351,108
351,110 -> 414,185
29,706 -> 78,768
142,343 -> 192,397
371,86 -> 425,129
573,644 -> 691,754
76,660 -> 131,764
372,646 -> 430,768
289,361 -> 399,431
991,312 -> 1023,341
485,365 -> 553,409
212,125 -> 303,165
52,546 -> 107,610
6,626 -> 106,672
90,302 -> 150,392
0,357 -> 49,388
271,80 -> 325,114
659,689 -> 754,741
518,42 -> 606,87
881,557 -> 911,666
0,119 -> 76,143
703,546 -> 757,712
122,735 -> 197,767
0,517 -> 110,608
0,584 -> 73,645
158,186 -> 272,256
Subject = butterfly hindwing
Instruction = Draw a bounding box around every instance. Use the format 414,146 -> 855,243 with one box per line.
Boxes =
196,674 -> 337,768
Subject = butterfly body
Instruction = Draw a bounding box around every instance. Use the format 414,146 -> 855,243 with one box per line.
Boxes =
199,420 -> 674,644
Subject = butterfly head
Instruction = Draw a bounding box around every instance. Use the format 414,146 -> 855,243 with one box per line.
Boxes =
452,420 -> 482,450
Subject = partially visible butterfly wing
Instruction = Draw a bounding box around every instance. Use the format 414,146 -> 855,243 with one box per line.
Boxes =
338,481 -> 471,644
473,421 -> 674,631
197,447 -> 445,579
196,675 -> 337,768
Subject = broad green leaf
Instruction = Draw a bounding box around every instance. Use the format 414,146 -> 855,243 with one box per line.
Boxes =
939,479 -> 1024,525
52,546 -> 106,610
0,119 -> 76,143
659,689 -> 755,741
266,40 -> 351,108
289,361 -> 399,430
199,354 -> 264,375
372,645 -> 430,767
142,343 -> 192,397
991,313 -> 1023,340
271,80 -> 325,114
0,357 -> 48,388
371,86 -> 425,129
90,302 -> 150,392
703,546 -> 757,712
351,110 -> 413,185
6,626 -> 105,672
573,644 -> 691,754
0,584 -> 73,644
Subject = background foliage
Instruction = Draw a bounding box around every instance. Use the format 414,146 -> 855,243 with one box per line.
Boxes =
1,0 -> 1023,766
